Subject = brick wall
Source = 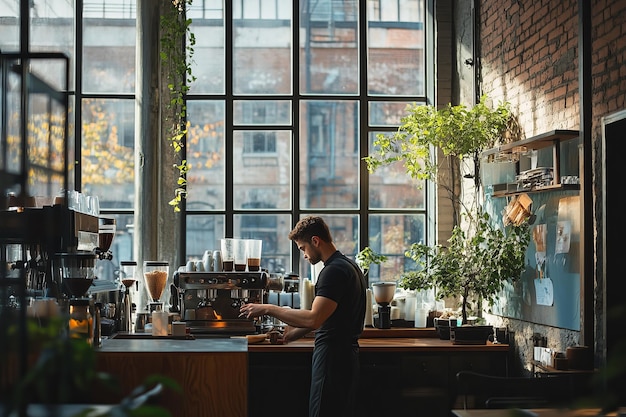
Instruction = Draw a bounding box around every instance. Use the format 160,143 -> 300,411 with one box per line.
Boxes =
479,0 -> 580,137
467,0 -> 626,375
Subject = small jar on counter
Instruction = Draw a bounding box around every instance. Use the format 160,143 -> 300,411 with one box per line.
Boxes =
69,298 -> 93,345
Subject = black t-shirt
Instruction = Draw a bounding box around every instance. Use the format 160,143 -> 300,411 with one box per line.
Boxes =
314,251 -> 367,344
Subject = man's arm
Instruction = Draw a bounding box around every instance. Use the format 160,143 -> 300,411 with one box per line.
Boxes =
239,295 -> 337,329
281,325 -> 312,342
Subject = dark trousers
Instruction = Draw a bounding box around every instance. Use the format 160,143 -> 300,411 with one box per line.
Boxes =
309,342 -> 360,417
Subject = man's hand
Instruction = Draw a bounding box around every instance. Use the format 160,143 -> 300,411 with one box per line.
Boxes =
239,302 -> 265,319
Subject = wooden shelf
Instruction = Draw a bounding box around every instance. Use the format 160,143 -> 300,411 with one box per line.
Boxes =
482,130 -> 580,196
482,129 -> 580,157
490,183 -> 580,198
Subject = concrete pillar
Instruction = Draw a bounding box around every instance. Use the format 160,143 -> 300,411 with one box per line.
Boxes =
135,0 -> 181,300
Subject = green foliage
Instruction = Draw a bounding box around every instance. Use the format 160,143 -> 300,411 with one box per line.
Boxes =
168,159 -> 189,212
355,247 -> 388,274
364,95 -> 511,184
364,95 -> 522,322
399,212 -> 530,323
3,317 -> 179,416
160,0 -> 196,211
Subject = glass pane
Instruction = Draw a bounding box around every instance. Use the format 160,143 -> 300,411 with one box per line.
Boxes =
369,101 -> 415,126
27,89 -> 68,198
233,130 -> 292,210
29,1 -> 75,89
0,1 -> 19,52
367,213 -> 425,283
234,213 -> 292,274
1,55 -> 72,197
233,2 -> 292,95
186,213 -> 225,261
186,100 -> 226,209
299,100 -> 359,209
299,0 -> 359,94
67,96 -> 76,192
367,0 -> 425,96
82,9 -> 136,93
188,0 -> 222,19
81,98 -> 135,209
83,1 -> 136,18
1,63 -> 22,178
233,100 -> 292,126
294,214 -> 359,279
189,3 -> 225,94
368,132 -> 424,209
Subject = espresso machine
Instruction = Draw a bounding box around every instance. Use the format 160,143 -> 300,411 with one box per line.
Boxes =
173,270 -> 283,335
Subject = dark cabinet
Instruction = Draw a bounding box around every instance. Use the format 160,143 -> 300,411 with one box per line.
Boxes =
248,352 -> 312,417
249,348 -> 508,417
358,353 -> 449,417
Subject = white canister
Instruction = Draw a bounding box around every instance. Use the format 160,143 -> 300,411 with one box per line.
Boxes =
213,250 -> 222,272
415,306 -> 429,328
394,297 -> 406,320
404,293 -> 416,322
151,304 -> 169,336
390,306 -> 401,321
300,278 -> 315,310
202,250 -> 213,272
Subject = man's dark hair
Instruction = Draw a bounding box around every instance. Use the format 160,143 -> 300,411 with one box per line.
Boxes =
288,216 -> 333,243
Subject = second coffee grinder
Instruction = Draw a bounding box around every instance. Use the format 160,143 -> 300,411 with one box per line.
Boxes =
372,282 -> 396,329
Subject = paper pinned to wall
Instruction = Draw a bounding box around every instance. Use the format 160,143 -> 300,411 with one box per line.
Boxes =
555,220 -> 571,254
557,196 -> 580,234
534,277 -> 554,306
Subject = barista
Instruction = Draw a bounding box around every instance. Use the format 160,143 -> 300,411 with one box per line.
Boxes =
239,216 -> 366,417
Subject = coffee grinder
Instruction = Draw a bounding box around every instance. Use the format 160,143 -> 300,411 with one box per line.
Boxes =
372,282 -> 396,329
51,251 -> 98,343
119,261 -> 138,332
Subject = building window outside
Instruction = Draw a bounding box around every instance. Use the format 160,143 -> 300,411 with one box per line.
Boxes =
1,0 -> 431,285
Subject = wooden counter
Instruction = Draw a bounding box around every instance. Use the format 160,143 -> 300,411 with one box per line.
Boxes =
248,331 -> 510,417
95,330 -> 509,417
95,336 -> 248,417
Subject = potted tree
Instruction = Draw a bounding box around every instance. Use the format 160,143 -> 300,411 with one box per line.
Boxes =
401,211 -> 529,327
365,96 -> 530,338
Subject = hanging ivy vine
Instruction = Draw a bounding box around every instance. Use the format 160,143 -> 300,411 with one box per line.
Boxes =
160,0 -> 196,212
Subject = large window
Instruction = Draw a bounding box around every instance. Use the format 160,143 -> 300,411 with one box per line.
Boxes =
0,0 -> 432,284
186,0 -> 431,281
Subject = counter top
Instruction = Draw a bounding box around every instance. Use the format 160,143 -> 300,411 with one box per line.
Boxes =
361,326 -> 438,338
247,336 -> 509,352
100,328 -> 507,353
97,334 -> 248,353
